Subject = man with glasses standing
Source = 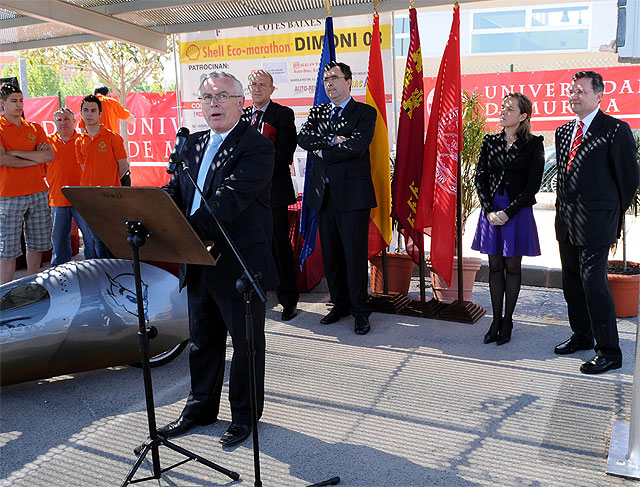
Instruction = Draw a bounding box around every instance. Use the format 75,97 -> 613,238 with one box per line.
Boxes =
298,61 -> 377,335
242,70 -> 299,322
554,70 -> 639,374
160,72 -> 278,447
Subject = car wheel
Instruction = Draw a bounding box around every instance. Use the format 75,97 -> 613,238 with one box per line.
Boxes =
130,340 -> 188,368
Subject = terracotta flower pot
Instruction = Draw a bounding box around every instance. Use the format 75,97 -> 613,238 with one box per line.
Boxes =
370,252 -> 415,295
430,256 -> 482,303
607,260 -> 640,318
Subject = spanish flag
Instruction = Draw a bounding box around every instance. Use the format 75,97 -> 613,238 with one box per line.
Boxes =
366,13 -> 392,259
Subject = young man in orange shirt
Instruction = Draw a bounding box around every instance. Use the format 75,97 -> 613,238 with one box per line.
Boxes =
76,94 -> 130,258
0,84 -> 54,284
48,107 -> 98,264
78,86 -> 135,135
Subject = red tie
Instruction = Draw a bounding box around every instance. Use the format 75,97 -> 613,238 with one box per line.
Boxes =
566,121 -> 583,172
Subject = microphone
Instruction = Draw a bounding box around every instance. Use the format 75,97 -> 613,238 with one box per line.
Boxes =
167,127 -> 190,174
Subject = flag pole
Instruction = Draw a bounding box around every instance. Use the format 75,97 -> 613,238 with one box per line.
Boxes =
456,150 -> 464,302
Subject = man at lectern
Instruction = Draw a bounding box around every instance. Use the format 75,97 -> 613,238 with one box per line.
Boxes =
161,71 -> 278,447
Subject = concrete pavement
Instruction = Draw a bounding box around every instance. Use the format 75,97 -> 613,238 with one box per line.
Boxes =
1,278 -> 637,486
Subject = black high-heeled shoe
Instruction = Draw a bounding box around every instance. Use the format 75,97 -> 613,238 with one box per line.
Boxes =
484,318 -> 502,344
496,317 -> 513,345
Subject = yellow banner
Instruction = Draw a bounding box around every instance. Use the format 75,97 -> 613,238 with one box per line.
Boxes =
179,25 -> 392,63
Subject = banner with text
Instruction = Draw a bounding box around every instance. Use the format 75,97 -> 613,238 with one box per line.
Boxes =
424,66 -> 640,133
177,14 -> 393,193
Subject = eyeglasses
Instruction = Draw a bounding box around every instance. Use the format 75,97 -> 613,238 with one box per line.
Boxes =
199,93 -> 243,104
323,75 -> 345,84
567,88 -> 592,97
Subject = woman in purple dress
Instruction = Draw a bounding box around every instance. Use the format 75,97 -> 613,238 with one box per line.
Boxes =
472,92 -> 544,345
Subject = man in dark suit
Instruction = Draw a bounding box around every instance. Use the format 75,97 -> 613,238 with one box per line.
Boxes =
298,61 -> 377,335
554,70 -> 639,374
160,72 -> 278,446
241,70 -> 299,322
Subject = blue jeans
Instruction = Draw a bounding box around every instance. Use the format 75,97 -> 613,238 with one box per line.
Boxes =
51,206 -> 98,265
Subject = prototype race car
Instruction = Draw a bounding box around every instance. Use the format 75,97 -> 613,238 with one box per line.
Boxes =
0,259 -> 189,386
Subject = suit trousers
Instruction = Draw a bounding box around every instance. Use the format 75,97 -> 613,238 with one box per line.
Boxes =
317,186 -> 371,318
558,241 -> 621,361
272,205 -> 299,308
183,265 -> 266,425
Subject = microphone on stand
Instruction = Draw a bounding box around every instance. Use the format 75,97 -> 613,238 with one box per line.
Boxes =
166,127 -> 190,174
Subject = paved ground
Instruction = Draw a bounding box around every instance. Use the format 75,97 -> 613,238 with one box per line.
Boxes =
1,276 -> 637,487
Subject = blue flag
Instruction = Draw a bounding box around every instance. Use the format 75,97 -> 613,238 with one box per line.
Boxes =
299,17 -> 336,269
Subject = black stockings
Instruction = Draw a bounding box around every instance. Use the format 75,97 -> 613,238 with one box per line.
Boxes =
488,254 -> 522,320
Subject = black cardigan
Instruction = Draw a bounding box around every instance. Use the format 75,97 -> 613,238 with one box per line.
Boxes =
474,132 -> 545,218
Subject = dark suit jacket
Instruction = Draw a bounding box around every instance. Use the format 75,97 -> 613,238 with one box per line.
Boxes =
297,98 -> 377,211
555,110 -> 639,246
475,132 -> 545,218
164,121 -> 279,297
241,101 -> 297,207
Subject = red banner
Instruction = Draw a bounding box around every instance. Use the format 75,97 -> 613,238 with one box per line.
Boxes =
24,97 -> 59,137
424,66 -> 640,132
417,4 -> 461,286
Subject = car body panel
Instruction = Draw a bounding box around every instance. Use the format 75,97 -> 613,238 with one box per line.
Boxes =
1,259 -> 189,385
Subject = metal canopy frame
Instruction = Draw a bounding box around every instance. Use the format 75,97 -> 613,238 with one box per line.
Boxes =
0,0 -> 483,53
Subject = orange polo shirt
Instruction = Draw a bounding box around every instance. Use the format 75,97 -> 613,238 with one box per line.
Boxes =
75,126 -> 127,187
47,132 -> 82,207
78,94 -> 131,134
0,116 -> 49,197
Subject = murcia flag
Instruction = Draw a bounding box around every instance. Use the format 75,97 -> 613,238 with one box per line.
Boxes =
390,7 -> 425,265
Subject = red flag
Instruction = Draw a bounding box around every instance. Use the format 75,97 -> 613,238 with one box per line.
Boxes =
390,7 -> 425,265
415,4 -> 461,286
366,13 -> 392,259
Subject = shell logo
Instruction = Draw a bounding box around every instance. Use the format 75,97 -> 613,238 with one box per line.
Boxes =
185,44 -> 201,61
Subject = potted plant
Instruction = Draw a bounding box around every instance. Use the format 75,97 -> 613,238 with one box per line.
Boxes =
607,134 -> 640,318
430,91 -> 487,303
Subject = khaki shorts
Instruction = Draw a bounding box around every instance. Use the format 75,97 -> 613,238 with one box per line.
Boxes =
0,191 -> 52,259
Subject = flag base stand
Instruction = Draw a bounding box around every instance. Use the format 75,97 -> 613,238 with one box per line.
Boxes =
368,293 -> 484,323
403,298 -> 447,318
435,300 -> 485,324
368,292 -> 412,314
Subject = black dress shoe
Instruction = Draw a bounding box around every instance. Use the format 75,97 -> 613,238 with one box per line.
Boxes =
157,414 -> 216,438
496,317 -> 513,346
554,337 -> 594,355
580,355 -> 622,374
354,316 -> 371,335
219,423 -> 251,446
281,306 -> 297,321
484,318 -> 501,344
320,307 -> 350,325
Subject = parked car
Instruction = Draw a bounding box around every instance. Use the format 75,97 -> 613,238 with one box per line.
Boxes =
540,145 -> 557,192
0,259 -> 189,386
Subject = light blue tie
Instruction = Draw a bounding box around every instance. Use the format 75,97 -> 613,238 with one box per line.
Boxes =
190,133 -> 223,216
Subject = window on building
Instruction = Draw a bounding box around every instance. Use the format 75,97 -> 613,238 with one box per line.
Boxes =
394,15 -> 411,57
471,3 -> 590,54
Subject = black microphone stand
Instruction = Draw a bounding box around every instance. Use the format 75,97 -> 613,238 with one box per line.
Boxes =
121,221 -> 239,486
179,152 -> 340,487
